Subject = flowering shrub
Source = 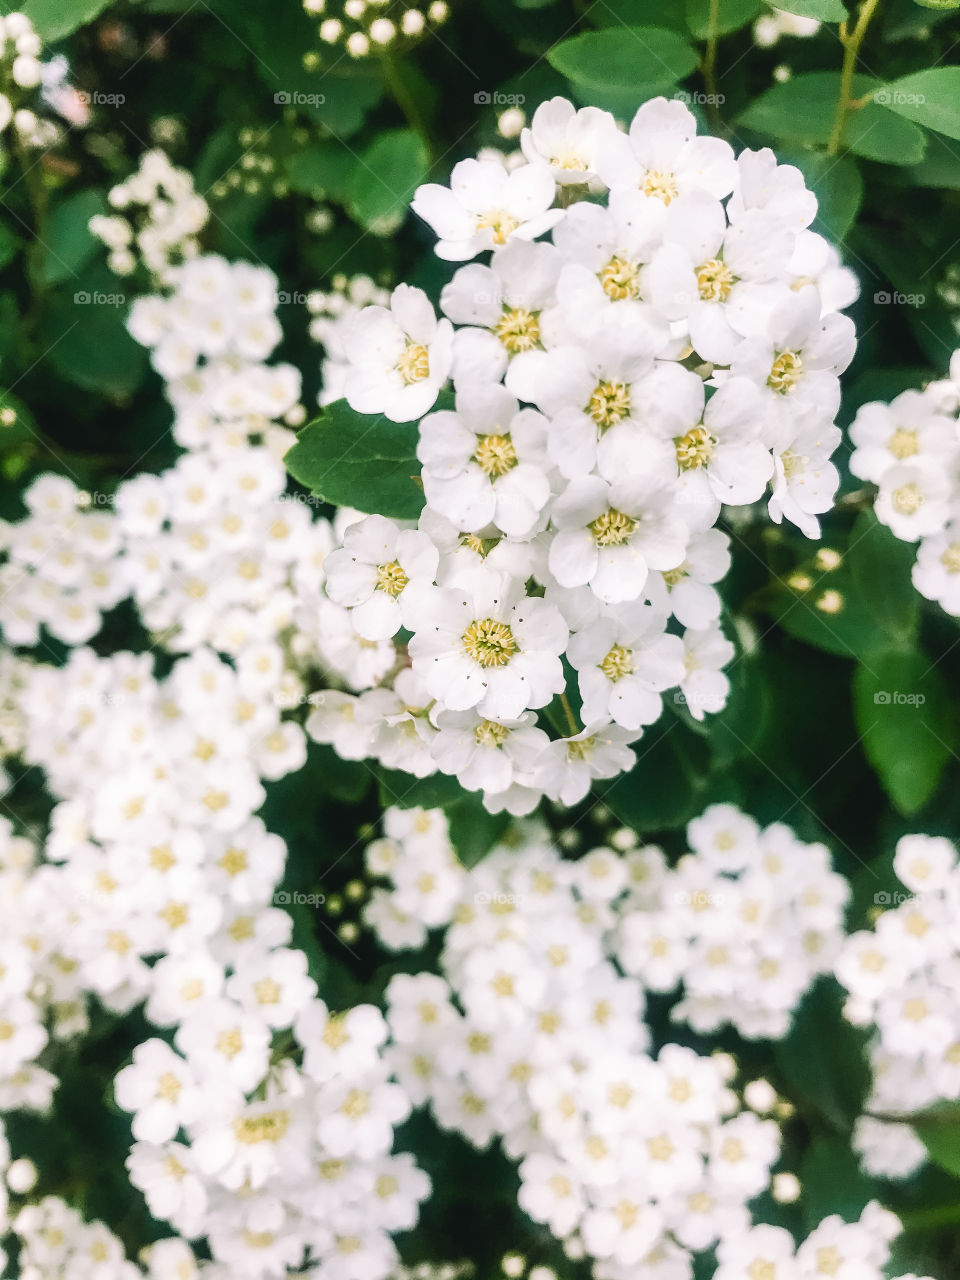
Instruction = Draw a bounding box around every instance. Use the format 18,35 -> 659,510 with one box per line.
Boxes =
1,0 -> 960,1278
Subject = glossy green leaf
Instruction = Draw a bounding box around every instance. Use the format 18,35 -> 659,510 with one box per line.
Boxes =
685,0 -> 763,38
770,0 -> 846,17
285,400 -> 425,520
878,68 -> 960,141
345,129 -> 430,232
846,510 -> 919,645
546,26 -> 698,97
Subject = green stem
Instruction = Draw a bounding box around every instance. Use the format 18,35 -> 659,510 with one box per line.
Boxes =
702,0 -> 723,131
379,52 -> 435,165
560,692 -> 579,738
827,0 -> 883,156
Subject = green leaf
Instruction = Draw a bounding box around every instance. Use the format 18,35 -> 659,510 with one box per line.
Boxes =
846,510 -> 919,645
877,68 -> 960,142
740,73 -> 926,164
23,0 -> 112,39
685,0 -> 762,38
765,562 -> 879,659
589,0 -> 688,29
345,130 -> 429,233
913,0 -> 960,8
782,151 -> 863,239
38,190 -> 105,287
0,219 -> 21,271
852,648 -> 954,815
904,130 -> 960,188
776,979 -> 871,1131
546,27 -> 698,98
911,1103 -> 960,1177
40,266 -> 146,398
770,0 -> 846,17
602,720 -> 711,832
799,1134 -> 878,1229
285,400 -> 425,520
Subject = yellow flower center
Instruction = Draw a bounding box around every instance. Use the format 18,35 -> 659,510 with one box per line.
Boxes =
494,306 -> 540,353
888,427 -> 919,459
462,618 -> 517,667
662,564 -> 687,586
375,560 -> 408,596
474,719 -> 510,746
566,735 -> 595,761
587,379 -> 631,430
473,433 -> 517,477
675,425 -> 717,470
599,644 -> 633,682
767,350 -> 803,394
234,1109 -> 291,1143
892,483 -> 923,516
940,543 -> 960,573
696,258 -> 735,302
396,342 -> 430,385
600,256 -> 641,301
475,209 -> 520,245
643,169 -> 679,203
589,508 -> 637,546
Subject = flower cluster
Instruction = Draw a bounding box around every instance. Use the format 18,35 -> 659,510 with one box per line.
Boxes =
304,0 -> 450,60
612,804 -> 851,1039
308,273 -> 392,407
91,150 -> 210,280
849,351 -> 960,618
835,834 -> 960,1180
365,805 -> 788,1274
318,95 -> 857,808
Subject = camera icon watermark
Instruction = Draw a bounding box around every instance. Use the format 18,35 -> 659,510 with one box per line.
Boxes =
673,89 -> 725,106
474,90 -> 525,106
274,890 -> 326,907
873,290 -> 925,307
77,90 -> 125,107
873,690 -> 925,706
75,291 -> 125,307
873,89 -> 926,106
275,91 -> 326,107
276,290 -> 310,305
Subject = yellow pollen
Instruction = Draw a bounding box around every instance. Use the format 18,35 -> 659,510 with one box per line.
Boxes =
615,1200 -> 639,1229
375,560 -> 408,597
396,342 -> 430,385
254,978 -> 282,1005
662,564 -> 687,586
599,644 -> 634,682
892,483 -> 923,516
721,1137 -> 745,1162
462,617 -> 517,667
156,1072 -> 182,1101
767,350 -> 803,394
566,735 -> 595,761
600,256 -> 641,300
608,1082 -> 633,1108
587,379 -> 631,429
940,543 -> 960,573
322,1015 -> 349,1049
549,1173 -> 572,1197
160,902 -> 189,929
643,169 -> 679,203
589,509 -> 636,546
648,1134 -> 675,1161
492,973 -> 515,997
697,258 -> 735,302
229,916 -> 254,941
216,1028 -> 244,1058
816,1246 -> 843,1276
376,1174 -> 399,1198
476,209 -> 521,244
888,427 -> 919,459
473,433 -> 518,477
203,789 -> 229,812
748,1263 -> 777,1280
676,425 -> 717,470
234,1109 -> 291,1143
474,719 -> 510,747
341,1089 -> 370,1117
494,306 -> 541,353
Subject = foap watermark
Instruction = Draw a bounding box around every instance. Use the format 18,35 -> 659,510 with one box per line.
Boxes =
77,90 -> 126,108
874,290 -> 925,308
873,889 -> 927,907
275,91 -> 326,107
75,291 -> 125,307
474,891 -> 524,907
474,90 -> 525,106
274,890 -> 326,907
674,690 -> 727,715
873,690 -> 925,706
275,290 -> 311,306
673,89 -> 725,106
873,89 -> 926,107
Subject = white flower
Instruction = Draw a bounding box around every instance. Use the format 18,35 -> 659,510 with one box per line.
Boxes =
324,514 -> 440,640
875,461 -> 952,541
519,97 -> 619,185
418,384 -> 552,537
408,569 -> 567,718
548,474 -> 687,603
342,284 -> 453,422
596,97 -> 737,204
913,523 -> 960,615
412,158 -> 562,260
568,604 -> 685,731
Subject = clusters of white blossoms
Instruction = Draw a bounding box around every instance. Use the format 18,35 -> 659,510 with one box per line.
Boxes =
0,12 -> 67,149
304,0 -> 450,59
315,95 -> 858,807
835,834 -> 960,1181
611,804 -> 851,1040
91,150 -> 210,281
849,351 -> 960,618
308,275 -> 392,408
